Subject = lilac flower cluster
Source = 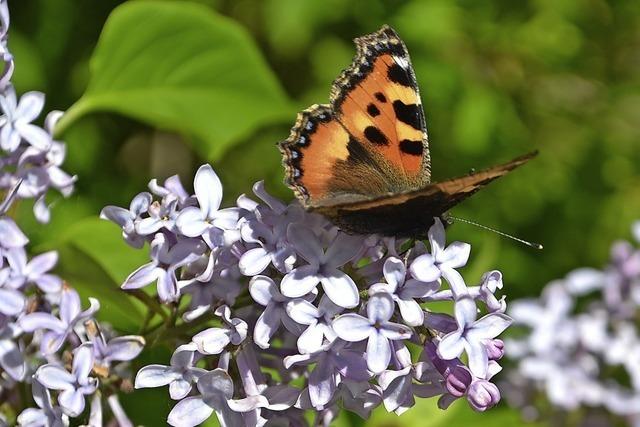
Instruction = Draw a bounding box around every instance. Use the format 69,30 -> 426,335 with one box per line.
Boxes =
505,222 -> 640,426
0,2 -> 144,425
102,162 -> 514,426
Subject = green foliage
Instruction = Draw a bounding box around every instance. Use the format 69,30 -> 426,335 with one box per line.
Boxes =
8,0 -> 640,425
56,0 -> 294,161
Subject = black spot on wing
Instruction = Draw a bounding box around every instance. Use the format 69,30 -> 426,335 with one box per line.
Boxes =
374,92 -> 387,103
364,126 -> 389,145
392,100 -> 423,130
367,104 -> 381,117
399,139 -> 423,156
387,63 -> 412,87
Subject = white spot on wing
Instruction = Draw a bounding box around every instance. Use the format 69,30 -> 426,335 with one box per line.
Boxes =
393,56 -> 409,69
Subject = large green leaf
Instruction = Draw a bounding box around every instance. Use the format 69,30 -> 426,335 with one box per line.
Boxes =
56,0 -> 294,160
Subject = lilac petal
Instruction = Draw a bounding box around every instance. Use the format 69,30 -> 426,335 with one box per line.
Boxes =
248,275 -> 278,306
380,322 -> 413,340
238,247 -> 271,276
41,331 -> 68,354
16,91 -> 44,122
428,218 -> 446,257
320,270 -> 359,309
33,196 -> 51,223
280,265 -> 319,298
58,389 -> 85,417
283,353 -> 314,369
35,365 -> 75,390
469,313 -> 512,340
0,288 -> 25,315
171,343 -> 197,368
18,123 -> 51,150
19,312 -> 65,333
156,269 -> 179,303
254,304 -> 280,349
334,350 -> 370,382
197,369 -> 234,399
410,254 -> 441,282
297,324 -> 325,354
263,385 -> 299,410
437,330 -> 465,360
59,287 -> 81,325
167,397 -> 213,427
194,164 -> 223,219
176,207 -> 208,237
212,208 -> 240,230
332,313 -> 372,342
454,297 -> 477,328
441,267 -> 468,297
27,251 -> 57,276
253,181 -> 286,213
170,379 -> 193,400
192,328 -> 230,355
308,358 -> 337,407
135,365 -> 176,388
17,408 -> 46,426
130,192 -> 152,215
367,293 -> 395,323
287,224 -> 322,264
73,344 -> 94,381
136,217 -> 164,235
89,393 -> 103,426
122,263 -> 160,290
383,257 -> 405,289
227,395 -> 269,412
104,336 -> 145,362
323,232 -> 362,267
395,298 -> 424,327
367,332 -> 391,374
0,218 -> 28,247
440,242 -> 470,268
465,340 -> 489,378
286,299 -> 319,325
100,206 -> 132,228
401,279 -> 439,298
34,274 -> 63,293
0,339 -> 25,380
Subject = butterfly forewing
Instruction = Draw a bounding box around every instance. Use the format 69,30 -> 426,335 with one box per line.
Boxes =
330,26 -> 431,187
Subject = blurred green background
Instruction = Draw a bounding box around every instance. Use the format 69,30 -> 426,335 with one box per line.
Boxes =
7,0 -> 640,425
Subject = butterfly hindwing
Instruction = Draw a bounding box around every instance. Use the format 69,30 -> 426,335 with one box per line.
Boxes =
312,152 -> 537,237
279,104 -> 396,207
330,25 -> 430,187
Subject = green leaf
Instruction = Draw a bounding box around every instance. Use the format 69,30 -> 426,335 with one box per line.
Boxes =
52,218 -> 149,331
56,0 -> 294,160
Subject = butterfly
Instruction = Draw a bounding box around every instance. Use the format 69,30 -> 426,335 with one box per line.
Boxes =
278,25 -> 536,237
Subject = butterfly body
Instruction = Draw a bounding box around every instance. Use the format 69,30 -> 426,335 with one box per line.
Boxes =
279,25 -> 535,237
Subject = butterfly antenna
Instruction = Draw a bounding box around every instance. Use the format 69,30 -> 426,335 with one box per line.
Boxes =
0,178 -> 23,215
448,215 -> 543,250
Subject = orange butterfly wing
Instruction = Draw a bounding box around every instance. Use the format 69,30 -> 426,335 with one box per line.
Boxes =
330,26 -> 430,186
279,26 -> 430,208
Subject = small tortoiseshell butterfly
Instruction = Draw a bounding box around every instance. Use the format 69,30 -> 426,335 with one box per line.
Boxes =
279,25 -> 536,237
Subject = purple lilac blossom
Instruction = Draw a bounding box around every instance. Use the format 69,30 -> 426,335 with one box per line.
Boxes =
107,158 -> 514,425
505,220 -> 640,426
0,2 -> 144,424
